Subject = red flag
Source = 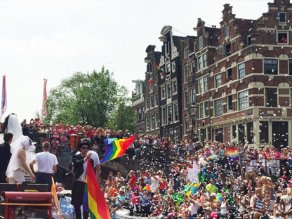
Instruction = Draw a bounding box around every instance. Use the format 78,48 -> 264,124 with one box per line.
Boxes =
42,79 -> 47,117
1,75 -> 7,116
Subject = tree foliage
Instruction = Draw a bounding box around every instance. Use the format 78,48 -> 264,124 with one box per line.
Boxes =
44,67 -> 134,130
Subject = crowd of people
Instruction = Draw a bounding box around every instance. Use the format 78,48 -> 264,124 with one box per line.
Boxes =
1,115 -> 292,218
104,136 -> 292,219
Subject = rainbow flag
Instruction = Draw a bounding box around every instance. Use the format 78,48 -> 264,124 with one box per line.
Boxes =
1,75 -> 7,116
225,147 -> 239,160
101,135 -> 135,163
83,160 -> 110,219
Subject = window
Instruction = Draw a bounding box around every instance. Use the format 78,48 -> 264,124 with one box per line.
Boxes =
147,63 -> 153,73
184,91 -> 189,109
150,95 -> 154,108
161,107 -> 167,125
265,88 -> 277,107
203,53 -> 207,68
225,43 -> 231,56
167,105 -> 173,123
155,93 -> 159,107
277,32 -> 288,44
165,42 -> 170,56
184,64 -> 189,83
279,12 -> 286,23
184,48 -> 189,58
142,107 -> 145,121
223,26 -> 229,37
166,83 -> 172,99
203,76 -> 208,92
289,59 -> 292,75
151,115 -> 155,130
199,102 -> 208,118
146,98 -> 149,110
264,59 -> 278,74
247,35 -> 252,46
166,63 -> 171,74
198,56 -> 203,70
215,74 -> 222,88
260,121 -> 269,144
198,36 -> 204,49
214,99 -> 223,116
199,103 -> 204,118
238,63 -> 246,79
161,85 -> 166,99
155,113 -> 159,129
198,53 -> 207,69
238,90 -> 249,110
228,95 -> 233,111
198,76 -> 208,94
204,101 -> 209,117
172,80 -> 177,94
191,89 -> 196,104
226,68 -> 232,81
138,108 -> 142,122
173,103 -> 179,122
146,116 -> 150,131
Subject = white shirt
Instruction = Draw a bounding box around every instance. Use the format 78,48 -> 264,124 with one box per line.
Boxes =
34,151 -> 58,174
77,150 -> 100,182
188,201 -> 199,215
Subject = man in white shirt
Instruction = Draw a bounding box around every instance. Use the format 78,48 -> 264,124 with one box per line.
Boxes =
29,141 -> 58,187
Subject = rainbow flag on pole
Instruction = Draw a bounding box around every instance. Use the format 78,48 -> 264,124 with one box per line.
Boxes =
83,160 -> 110,219
1,75 -> 7,116
101,135 -> 135,163
225,147 -> 239,160
42,79 -> 47,117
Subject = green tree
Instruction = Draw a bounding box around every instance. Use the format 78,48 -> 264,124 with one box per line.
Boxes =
106,86 -> 135,132
44,67 -> 122,127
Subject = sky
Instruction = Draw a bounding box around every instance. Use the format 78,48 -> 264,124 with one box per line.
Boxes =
0,0 -> 270,121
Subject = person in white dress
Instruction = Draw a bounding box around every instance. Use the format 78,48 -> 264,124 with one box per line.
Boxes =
2,114 -> 36,183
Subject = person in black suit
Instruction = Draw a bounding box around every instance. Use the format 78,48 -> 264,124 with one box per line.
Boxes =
0,133 -> 13,183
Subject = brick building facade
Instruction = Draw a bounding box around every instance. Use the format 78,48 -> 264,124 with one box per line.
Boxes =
132,0 -> 292,147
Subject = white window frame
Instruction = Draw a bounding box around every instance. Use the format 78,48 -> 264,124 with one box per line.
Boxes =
214,99 -> 223,117
172,79 -> 177,95
166,83 -> 172,99
167,104 -> 173,124
238,90 -> 249,110
161,85 -> 166,99
278,12 -> 286,23
161,106 -> 167,126
203,76 -> 208,92
263,59 -> 278,75
198,77 -> 203,94
238,62 -> 246,79
215,73 -> 222,88
173,102 -> 179,122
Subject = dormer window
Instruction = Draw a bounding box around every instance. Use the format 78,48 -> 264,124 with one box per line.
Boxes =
198,36 -> 204,49
223,26 -> 229,37
279,12 -> 286,23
